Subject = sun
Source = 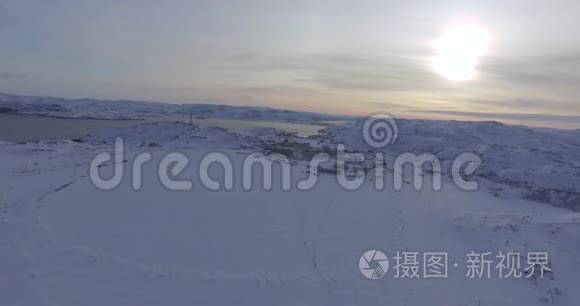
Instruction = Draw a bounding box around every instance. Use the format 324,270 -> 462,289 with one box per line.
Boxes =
432,24 -> 490,81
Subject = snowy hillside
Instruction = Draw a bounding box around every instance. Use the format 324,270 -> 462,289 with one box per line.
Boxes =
183,103 -> 352,124
0,93 -> 181,120
325,119 -> 580,211
1,96 -> 580,305
1,122 -> 579,306
0,93 -> 351,123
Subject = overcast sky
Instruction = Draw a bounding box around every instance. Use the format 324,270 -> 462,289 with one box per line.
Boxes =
1,0 -> 580,128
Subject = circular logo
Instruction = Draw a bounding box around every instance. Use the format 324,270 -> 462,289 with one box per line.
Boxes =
362,113 -> 398,148
359,250 -> 389,279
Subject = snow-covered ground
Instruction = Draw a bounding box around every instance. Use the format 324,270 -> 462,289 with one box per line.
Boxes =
0,93 -> 350,123
1,99 -> 580,305
0,93 -> 180,120
327,119 -> 580,211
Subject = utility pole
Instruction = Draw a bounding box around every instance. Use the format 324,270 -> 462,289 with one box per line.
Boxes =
181,105 -> 184,122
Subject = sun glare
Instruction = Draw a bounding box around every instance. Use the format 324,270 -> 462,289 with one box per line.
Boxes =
432,24 -> 489,81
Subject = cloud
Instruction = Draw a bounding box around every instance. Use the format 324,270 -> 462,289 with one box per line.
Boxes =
482,52 -> 580,86
412,109 -> 580,124
0,72 -> 27,79
235,51 -> 442,93
231,52 -> 259,61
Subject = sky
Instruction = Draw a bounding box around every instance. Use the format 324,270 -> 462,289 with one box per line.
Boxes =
1,0 -> 580,128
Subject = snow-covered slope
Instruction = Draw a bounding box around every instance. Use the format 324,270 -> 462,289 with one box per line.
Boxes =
183,103 -> 352,124
0,93 -> 181,119
1,123 -> 579,306
325,119 -> 580,211
0,93 -> 351,123
2,92 -> 579,210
